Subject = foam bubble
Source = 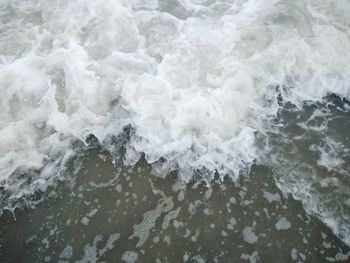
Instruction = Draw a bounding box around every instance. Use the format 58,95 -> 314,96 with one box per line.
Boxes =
242,227 -> 258,244
275,217 -> 291,230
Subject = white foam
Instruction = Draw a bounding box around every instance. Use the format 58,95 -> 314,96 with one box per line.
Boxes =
121,251 -> 138,263
242,227 -> 258,244
263,191 -> 281,203
76,233 -> 120,263
1,0 -> 350,245
130,194 -> 174,247
241,251 -> 259,263
275,217 -> 291,230
1,0 -> 349,182
59,245 -> 73,259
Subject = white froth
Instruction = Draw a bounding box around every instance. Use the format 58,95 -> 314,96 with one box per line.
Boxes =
241,251 -> 259,263
122,251 -> 138,263
130,195 -> 173,247
275,217 -> 291,230
263,191 -> 281,203
1,0 -> 350,245
59,245 -> 73,259
242,226 -> 258,244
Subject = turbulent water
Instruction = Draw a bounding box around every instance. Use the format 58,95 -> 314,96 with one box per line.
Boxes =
0,0 -> 350,248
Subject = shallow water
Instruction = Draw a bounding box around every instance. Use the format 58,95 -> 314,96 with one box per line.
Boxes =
1,0 -> 350,261
1,148 -> 349,262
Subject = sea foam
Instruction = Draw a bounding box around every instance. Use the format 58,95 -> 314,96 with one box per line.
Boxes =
0,0 -> 349,244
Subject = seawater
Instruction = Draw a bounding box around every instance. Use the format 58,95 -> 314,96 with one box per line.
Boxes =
0,0 -> 350,261
1,149 -> 350,262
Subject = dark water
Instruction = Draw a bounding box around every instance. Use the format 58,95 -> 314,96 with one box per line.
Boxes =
0,146 -> 349,262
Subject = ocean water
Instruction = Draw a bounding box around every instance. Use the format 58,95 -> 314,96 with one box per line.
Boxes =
1,149 -> 350,262
0,0 -> 350,261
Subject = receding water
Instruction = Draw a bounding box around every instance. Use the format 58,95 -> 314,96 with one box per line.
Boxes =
0,147 -> 349,262
1,0 -> 350,262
